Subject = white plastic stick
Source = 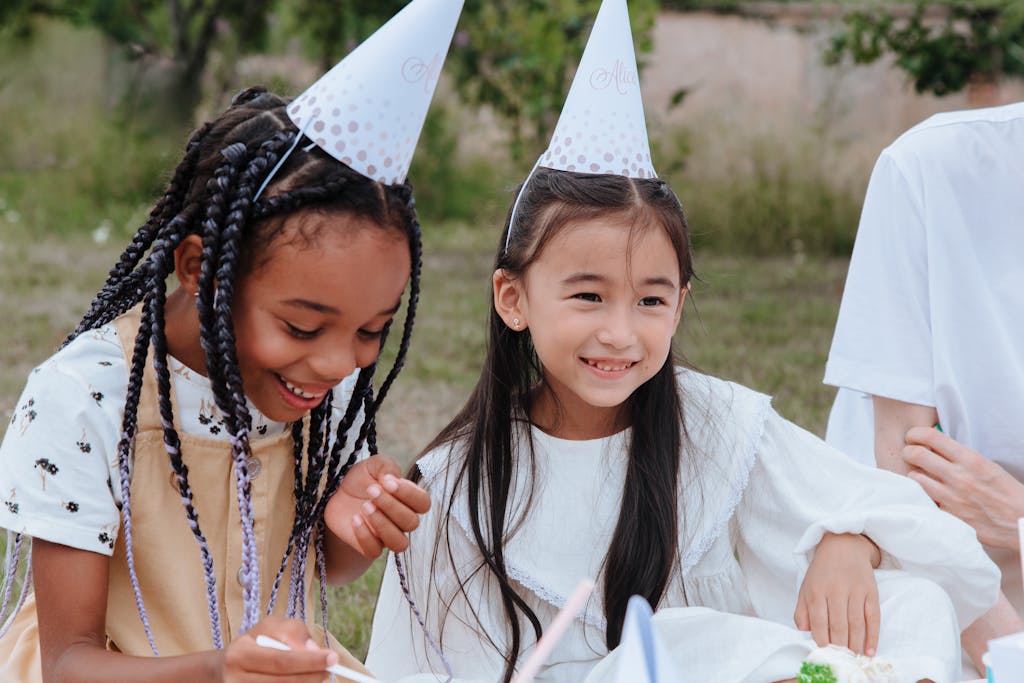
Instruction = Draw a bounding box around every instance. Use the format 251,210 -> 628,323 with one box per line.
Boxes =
510,577 -> 596,683
255,634 -> 380,683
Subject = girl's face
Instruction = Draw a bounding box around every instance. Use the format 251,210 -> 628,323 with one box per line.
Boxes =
231,212 -> 411,423
495,216 -> 686,439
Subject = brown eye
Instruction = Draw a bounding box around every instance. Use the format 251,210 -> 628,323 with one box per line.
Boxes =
286,323 -> 320,339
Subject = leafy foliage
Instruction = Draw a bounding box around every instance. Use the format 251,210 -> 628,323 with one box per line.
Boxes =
798,661 -> 838,683
825,1 -> 1024,95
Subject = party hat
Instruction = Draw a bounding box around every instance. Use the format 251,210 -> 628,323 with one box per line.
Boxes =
286,0 -> 464,185
538,0 -> 655,178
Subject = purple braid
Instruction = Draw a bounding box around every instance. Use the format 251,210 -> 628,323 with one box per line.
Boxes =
395,552 -> 454,681
315,519 -> 329,645
0,533 -> 26,638
116,302 -> 160,653
0,548 -> 31,641
147,249 -> 225,647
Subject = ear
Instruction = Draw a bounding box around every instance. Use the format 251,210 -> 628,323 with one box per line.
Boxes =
173,235 -> 204,296
672,282 -> 689,329
492,268 -> 527,331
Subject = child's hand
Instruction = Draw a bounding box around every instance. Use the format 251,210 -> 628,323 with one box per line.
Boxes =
325,454 -> 431,559
220,616 -> 336,682
794,532 -> 881,656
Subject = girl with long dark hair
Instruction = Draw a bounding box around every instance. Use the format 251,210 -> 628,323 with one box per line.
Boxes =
365,2 -> 998,681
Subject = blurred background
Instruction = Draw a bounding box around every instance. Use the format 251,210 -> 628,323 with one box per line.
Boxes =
1,0 -> 1023,653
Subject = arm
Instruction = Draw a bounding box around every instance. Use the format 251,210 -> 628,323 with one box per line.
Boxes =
872,396 -> 937,474
872,396 -> 1024,672
33,540 -> 338,683
795,532 -> 882,656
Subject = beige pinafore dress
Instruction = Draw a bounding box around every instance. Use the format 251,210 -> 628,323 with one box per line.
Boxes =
0,307 -> 368,681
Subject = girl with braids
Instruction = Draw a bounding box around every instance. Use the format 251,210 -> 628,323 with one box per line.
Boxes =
0,86 -> 432,682
0,2 -> 465,677
366,3 -> 999,682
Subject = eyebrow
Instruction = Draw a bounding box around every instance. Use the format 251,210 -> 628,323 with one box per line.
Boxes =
560,272 -> 678,289
283,299 -> 403,317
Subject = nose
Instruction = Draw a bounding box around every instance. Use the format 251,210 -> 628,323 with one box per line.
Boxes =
308,342 -> 357,384
596,306 -> 638,349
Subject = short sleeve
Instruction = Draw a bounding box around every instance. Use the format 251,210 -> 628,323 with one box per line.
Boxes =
0,350 -> 124,556
824,151 -> 934,405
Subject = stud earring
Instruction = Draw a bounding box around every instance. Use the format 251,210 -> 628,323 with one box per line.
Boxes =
512,318 -> 521,330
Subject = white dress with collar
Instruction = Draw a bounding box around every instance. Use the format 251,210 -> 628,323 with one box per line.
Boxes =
366,370 -> 998,683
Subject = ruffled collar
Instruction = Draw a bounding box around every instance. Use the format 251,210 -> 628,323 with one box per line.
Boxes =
416,369 -> 772,629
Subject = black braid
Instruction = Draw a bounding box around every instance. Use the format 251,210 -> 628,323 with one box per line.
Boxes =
66,122 -> 214,344
61,89 -> 426,644
147,239 -> 226,646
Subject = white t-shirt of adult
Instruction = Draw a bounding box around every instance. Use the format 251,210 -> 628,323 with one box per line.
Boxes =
824,101 -> 1024,487
0,322 -> 365,556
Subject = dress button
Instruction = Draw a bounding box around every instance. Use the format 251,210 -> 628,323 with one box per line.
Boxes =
169,471 -> 178,491
237,567 -> 245,586
245,456 -> 261,479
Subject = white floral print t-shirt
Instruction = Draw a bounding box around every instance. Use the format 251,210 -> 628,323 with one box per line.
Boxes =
0,323 -> 363,556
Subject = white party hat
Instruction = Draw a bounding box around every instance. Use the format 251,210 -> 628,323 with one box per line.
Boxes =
286,0 -> 464,185
539,0 -> 655,178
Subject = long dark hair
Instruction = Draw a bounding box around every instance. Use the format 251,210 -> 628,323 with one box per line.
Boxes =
37,87 -> 420,651
418,168 -> 693,682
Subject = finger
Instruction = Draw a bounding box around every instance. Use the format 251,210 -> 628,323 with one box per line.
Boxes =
351,514 -> 384,558
794,597 -> 810,631
363,453 -> 402,480
905,426 -> 971,464
809,595 -> 830,647
906,470 -> 954,507
360,499 -> 412,553
368,484 -> 427,531
236,638 -> 336,677
827,593 -> 849,649
379,474 -> 431,514
865,588 -> 881,656
901,445 -> 955,482
847,593 -> 866,655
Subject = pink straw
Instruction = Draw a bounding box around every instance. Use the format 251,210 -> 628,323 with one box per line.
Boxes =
511,577 -> 596,683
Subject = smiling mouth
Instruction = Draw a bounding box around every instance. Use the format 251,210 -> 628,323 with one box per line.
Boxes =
582,358 -> 637,372
276,374 -> 327,400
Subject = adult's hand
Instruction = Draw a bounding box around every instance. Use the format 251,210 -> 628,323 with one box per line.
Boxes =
903,426 -> 1024,549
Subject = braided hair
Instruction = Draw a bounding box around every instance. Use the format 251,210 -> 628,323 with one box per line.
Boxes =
52,86 -> 422,651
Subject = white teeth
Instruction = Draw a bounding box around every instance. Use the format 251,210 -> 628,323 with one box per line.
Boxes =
280,376 -> 320,400
585,359 -> 632,372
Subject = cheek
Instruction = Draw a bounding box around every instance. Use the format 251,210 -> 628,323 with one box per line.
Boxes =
355,341 -> 382,369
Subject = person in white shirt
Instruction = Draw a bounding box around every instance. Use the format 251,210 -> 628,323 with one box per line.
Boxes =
824,101 -> 1024,673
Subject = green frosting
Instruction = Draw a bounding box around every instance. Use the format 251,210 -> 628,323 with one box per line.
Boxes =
798,661 -> 838,683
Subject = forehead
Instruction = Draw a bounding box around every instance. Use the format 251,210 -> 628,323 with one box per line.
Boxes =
533,215 -> 678,280
245,212 -> 410,302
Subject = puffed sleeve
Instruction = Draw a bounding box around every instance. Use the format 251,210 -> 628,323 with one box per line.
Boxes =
736,408 -> 1000,631
824,150 -> 934,405
0,344 -> 125,556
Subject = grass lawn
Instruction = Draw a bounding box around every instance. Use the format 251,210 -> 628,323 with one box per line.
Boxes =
0,219 -> 849,657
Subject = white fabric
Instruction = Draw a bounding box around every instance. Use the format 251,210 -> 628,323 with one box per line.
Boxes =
823,102 -> 1024,633
0,322 -> 364,556
824,101 -> 1024,481
366,369 -> 999,683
